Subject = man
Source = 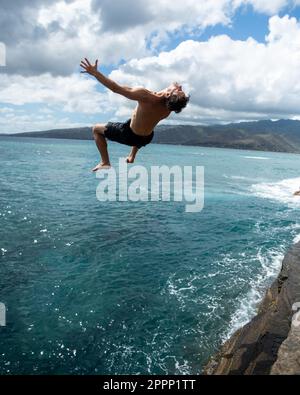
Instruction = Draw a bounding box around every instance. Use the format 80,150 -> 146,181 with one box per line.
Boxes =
80,58 -> 190,171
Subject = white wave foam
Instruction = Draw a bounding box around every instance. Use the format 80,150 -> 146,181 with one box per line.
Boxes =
175,359 -> 191,375
223,248 -> 284,341
223,174 -> 266,183
223,175 -> 247,180
243,156 -> 270,160
250,177 -> 300,206
255,222 -> 300,235
293,234 -> 300,244
165,276 -> 197,312
288,223 -> 300,245
289,223 -> 300,230
230,175 -> 247,180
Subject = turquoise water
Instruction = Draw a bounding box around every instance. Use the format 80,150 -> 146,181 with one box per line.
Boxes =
1,136 -> 300,375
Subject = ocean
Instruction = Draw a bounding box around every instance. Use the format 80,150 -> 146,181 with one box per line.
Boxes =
1,136 -> 300,374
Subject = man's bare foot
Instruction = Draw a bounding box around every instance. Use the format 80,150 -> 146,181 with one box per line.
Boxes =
92,162 -> 111,172
126,156 -> 135,164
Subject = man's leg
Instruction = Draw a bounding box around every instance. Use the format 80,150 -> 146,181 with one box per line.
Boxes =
126,146 -> 139,163
92,124 -> 111,172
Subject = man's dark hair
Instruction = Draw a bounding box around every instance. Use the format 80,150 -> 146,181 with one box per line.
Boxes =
166,93 -> 190,113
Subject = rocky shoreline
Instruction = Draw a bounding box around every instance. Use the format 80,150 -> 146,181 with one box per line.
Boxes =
203,241 -> 300,375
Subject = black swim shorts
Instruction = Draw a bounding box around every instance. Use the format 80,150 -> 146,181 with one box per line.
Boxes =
104,119 -> 154,149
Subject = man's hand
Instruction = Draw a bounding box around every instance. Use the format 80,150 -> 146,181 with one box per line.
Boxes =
80,58 -> 98,76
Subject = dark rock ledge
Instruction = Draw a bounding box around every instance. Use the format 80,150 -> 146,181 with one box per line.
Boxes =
203,242 -> 300,375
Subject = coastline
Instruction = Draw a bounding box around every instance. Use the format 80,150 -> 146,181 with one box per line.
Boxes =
203,241 -> 300,375
1,134 -> 300,156
2,118 -> 300,155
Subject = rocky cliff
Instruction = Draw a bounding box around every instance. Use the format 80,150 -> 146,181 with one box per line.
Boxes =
204,241 -> 300,375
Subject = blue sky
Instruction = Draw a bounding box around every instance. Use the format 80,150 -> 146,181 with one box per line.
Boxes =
2,0 -> 300,133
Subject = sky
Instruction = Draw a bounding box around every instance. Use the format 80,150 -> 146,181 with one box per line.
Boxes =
2,0 -> 300,133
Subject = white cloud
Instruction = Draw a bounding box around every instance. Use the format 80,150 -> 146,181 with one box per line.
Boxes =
0,73 -> 111,114
106,15 -> 300,123
36,0 -> 235,70
3,0 -> 152,75
5,0 -> 295,76
0,110 -> 89,134
3,3 -> 300,131
0,107 -> 13,114
3,14 -> 300,128
0,42 -> 5,66
234,0 -> 289,14
3,0 -> 300,77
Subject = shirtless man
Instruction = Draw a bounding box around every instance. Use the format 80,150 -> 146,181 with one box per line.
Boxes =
80,58 -> 189,171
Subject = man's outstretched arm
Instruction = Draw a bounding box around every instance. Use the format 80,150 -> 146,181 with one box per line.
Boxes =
80,58 -> 158,102
80,58 -> 121,93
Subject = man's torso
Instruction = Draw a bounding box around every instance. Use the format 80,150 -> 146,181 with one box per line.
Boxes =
130,98 -> 170,136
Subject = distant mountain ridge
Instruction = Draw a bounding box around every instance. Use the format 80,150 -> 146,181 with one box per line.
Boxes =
3,119 -> 300,153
